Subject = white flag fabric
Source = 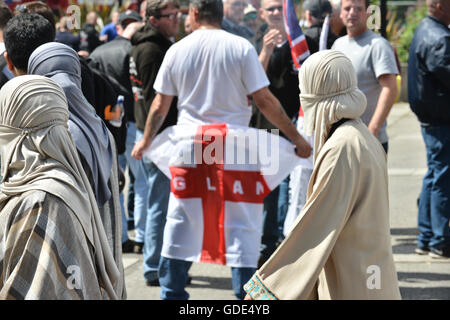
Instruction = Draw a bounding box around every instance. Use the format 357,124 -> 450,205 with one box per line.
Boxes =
319,14 -> 330,51
144,123 -> 301,268
283,113 -> 314,237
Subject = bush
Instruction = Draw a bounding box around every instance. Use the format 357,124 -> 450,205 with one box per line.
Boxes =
395,0 -> 427,63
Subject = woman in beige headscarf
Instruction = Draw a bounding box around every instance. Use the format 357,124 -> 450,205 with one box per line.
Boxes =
244,50 -> 401,299
0,75 -> 120,299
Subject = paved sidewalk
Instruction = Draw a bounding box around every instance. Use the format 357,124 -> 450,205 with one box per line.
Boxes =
122,102 -> 450,300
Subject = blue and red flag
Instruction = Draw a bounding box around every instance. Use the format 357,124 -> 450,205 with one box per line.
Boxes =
283,0 -> 310,70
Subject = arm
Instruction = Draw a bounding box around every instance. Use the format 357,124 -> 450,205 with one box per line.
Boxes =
252,87 -> 311,158
368,73 -> 398,137
131,93 -> 173,160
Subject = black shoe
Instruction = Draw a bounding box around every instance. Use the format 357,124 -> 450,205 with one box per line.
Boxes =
122,239 -> 136,254
146,278 -> 160,286
134,241 -> 144,254
415,246 -> 430,255
127,220 -> 135,231
429,247 -> 450,259
186,276 -> 192,286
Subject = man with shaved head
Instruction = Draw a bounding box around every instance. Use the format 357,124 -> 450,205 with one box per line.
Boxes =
408,0 -> 450,259
80,10 -> 102,54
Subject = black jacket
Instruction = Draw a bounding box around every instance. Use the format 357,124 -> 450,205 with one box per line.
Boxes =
80,23 -> 102,53
303,22 -> 338,54
130,24 -> 178,132
89,35 -> 135,123
408,16 -> 450,125
80,57 -> 127,155
252,25 -> 301,134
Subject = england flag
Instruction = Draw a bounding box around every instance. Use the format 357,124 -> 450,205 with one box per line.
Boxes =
145,123 -> 301,268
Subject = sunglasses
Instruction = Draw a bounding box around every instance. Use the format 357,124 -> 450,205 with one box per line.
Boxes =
156,12 -> 179,20
264,6 -> 283,12
231,2 -> 247,7
243,12 -> 257,22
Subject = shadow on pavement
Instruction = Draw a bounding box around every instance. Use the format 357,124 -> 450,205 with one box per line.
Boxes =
398,272 -> 450,282
391,228 -> 419,236
400,286 -> 450,300
188,276 -> 233,290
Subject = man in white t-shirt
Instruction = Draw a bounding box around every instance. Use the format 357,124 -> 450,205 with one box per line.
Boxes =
132,0 -> 311,300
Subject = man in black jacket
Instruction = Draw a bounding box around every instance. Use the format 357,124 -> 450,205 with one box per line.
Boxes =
89,10 -> 144,254
408,0 -> 450,259
302,0 -> 338,53
130,0 -> 179,286
79,11 -> 102,56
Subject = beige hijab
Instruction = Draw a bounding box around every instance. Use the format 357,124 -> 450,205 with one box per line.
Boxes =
299,50 -> 367,162
0,75 -> 120,299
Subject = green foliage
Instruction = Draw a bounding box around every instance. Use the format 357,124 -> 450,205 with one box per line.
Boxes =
395,0 -> 427,63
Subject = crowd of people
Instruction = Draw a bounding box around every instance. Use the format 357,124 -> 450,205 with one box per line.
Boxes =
0,0 -> 448,300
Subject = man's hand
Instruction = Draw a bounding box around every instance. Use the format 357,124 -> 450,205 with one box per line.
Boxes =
131,138 -> 151,161
262,29 -> 282,53
367,121 -> 381,138
293,136 -> 312,158
259,29 -> 283,70
132,93 -> 174,161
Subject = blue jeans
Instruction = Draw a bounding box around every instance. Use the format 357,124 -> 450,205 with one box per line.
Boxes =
417,125 -> 450,250
159,257 -> 256,300
277,176 -> 290,240
138,135 -> 171,280
260,186 -> 280,262
132,127 -> 150,243
118,153 -> 129,243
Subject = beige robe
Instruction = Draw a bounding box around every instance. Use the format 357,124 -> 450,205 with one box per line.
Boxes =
245,119 -> 401,299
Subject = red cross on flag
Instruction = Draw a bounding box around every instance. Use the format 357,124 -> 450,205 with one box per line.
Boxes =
144,123 -> 301,268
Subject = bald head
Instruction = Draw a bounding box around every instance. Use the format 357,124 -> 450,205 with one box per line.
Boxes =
427,0 -> 450,24
86,11 -> 98,25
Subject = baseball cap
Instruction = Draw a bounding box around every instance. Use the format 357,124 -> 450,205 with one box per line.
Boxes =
302,0 -> 332,20
244,4 -> 257,16
118,10 -> 142,27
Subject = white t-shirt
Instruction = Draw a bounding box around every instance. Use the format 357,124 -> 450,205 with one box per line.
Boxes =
153,29 -> 270,127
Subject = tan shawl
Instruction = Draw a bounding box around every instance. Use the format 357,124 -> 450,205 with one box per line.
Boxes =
299,50 -> 366,163
244,50 -> 401,299
0,75 -> 120,299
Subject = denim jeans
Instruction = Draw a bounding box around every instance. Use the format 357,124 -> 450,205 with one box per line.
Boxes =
277,176 -> 290,241
139,143 -> 171,280
260,186 -> 280,262
417,125 -> 450,250
159,257 -> 256,300
118,153 -> 129,243
132,127 -> 150,243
